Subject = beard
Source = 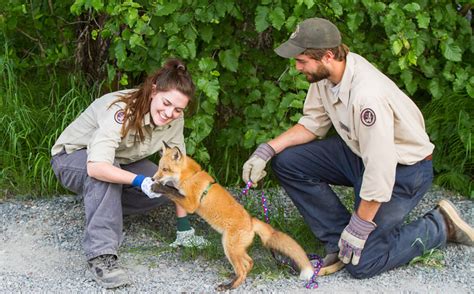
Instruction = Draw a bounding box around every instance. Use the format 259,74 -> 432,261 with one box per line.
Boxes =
305,65 -> 330,83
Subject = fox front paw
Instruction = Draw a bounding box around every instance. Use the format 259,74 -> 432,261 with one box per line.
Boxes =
151,182 -> 185,198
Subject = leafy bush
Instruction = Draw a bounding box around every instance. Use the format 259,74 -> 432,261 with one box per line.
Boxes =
1,0 -> 473,197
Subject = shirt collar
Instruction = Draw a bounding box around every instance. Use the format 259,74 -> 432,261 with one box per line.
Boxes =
336,53 -> 354,107
144,112 -> 167,131
324,52 -> 354,107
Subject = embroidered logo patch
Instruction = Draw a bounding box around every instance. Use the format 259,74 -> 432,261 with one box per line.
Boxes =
360,108 -> 376,126
114,110 -> 125,124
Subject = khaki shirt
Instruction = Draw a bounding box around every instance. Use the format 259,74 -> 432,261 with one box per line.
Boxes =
51,89 -> 185,165
298,52 -> 434,202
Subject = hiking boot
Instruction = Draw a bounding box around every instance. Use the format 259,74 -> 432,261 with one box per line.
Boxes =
437,199 -> 474,246
318,252 -> 344,276
170,227 -> 210,249
87,254 -> 131,289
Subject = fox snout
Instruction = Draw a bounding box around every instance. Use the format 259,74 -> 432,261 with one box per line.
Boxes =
153,175 -> 178,189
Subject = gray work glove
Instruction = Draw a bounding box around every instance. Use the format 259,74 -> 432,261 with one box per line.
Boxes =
140,177 -> 163,199
242,143 -> 276,186
338,213 -> 376,265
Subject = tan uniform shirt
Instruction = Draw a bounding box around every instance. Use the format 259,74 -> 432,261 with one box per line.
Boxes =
51,89 -> 185,165
298,52 -> 434,202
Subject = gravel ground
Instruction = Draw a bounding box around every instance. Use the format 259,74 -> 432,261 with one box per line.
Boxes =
1,186 -> 473,293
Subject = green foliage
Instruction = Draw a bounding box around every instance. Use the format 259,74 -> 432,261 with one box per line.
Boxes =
1,0 -> 473,197
424,92 -> 473,197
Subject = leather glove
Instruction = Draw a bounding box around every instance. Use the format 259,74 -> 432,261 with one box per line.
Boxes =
132,175 -> 162,199
242,143 -> 275,186
338,213 -> 376,265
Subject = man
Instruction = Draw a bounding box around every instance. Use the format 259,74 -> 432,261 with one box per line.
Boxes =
242,17 -> 474,278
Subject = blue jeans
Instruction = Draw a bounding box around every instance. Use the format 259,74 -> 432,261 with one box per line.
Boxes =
271,136 -> 447,278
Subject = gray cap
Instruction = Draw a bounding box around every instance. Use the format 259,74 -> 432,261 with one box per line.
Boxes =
275,18 -> 341,58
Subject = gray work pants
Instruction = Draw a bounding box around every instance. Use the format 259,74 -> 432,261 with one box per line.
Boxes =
51,149 -> 169,260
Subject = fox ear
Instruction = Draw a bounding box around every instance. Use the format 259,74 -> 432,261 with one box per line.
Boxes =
172,147 -> 182,161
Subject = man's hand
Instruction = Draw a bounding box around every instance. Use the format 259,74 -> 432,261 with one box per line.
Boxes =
338,213 -> 376,265
242,143 -> 276,186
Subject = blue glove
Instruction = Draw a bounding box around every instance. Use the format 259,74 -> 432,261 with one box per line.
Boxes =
338,213 -> 376,265
132,175 -> 162,199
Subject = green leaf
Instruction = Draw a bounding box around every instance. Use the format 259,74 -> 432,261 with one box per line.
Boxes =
428,79 -> 442,98
70,0 -> 84,15
154,1 -> 181,16
441,40 -> 462,62
186,42 -> 196,59
90,0 -> 103,11
269,7 -> 285,30
114,40 -> 127,65
198,58 -> 218,72
347,12 -> 364,32
407,50 -> 417,65
129,34 -> 144,49
183,26 -> 197,41
416,13 -> 430,29
330,0 -> 343,16
219,48 -> 241,72
176,44 -> 190,59
466,83 -> 474,98
372,2 -> 386,13
295,77 -> 309,90
197,78 -> 220,101
200,25 -> 213,43
403,3 -> 421,13
91,29 -> 98,40
243,129 -> 257,149
125,8 -> 138,27
255,6 -> 270,33
392,40 -> 403,55
303,0 -> 315,9
119,73 -> 128,86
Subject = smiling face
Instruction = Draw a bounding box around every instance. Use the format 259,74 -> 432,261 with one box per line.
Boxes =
294,54 -> 330,83
150,88 -> 190,126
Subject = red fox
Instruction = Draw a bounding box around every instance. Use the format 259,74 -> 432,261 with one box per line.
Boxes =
151,142 -> 314,290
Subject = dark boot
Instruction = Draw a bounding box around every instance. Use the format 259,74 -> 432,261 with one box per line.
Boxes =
87,254 -> 131,289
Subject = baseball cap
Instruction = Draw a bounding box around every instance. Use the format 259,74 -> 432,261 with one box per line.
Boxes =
275,18 -> 342,58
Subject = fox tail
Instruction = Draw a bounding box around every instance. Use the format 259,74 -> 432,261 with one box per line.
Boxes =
252,217 -> 314,280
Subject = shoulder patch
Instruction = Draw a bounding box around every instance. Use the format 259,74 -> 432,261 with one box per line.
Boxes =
360,108 -> 376,126
114,109 -> 125,124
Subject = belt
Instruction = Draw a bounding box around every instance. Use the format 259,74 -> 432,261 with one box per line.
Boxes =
424,154 -> 432,161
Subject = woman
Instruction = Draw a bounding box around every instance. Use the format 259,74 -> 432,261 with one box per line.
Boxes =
50,58 -> 208,289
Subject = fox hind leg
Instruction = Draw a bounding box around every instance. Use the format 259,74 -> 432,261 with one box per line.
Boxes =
216,231 -> 254,290
243,253 -> 253,273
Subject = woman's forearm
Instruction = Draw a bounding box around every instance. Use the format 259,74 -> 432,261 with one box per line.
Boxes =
87,161 -> 137,185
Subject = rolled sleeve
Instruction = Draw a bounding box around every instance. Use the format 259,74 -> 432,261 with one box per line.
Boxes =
87,105 -> 123,164
356,97 -> 398,202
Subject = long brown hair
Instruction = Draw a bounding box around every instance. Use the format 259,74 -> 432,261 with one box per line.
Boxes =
114,58 -> 195,141
304,44 -> 350,61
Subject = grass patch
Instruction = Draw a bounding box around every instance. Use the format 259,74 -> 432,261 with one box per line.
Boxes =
409,238 -> 445,268
0,56 -> 102,198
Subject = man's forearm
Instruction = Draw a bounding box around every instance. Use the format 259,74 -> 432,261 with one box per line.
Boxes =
357,199 -> 382,223
268,124 -> 317,154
